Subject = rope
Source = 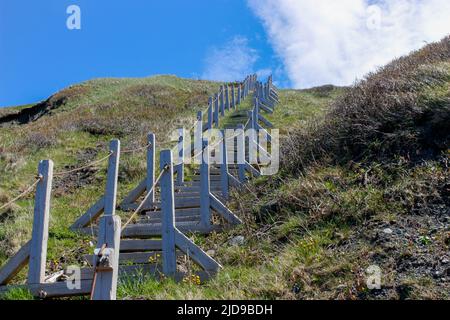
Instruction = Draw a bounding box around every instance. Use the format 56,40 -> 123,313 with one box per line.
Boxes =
53,152 -> 113,177
122,143 -> 151,154
0,176 -> 42,211
89,243 -> 106,300
121,166 -> 168,232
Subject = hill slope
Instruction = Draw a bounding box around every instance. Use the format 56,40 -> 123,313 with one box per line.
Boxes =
0,37 -> 449,300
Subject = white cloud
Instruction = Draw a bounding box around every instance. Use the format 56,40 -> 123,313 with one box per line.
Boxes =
248,0 -> 450,88
202,36 -> 260,82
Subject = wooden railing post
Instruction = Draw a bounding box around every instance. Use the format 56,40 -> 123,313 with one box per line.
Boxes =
244,78 -> 248,97
219,86 -> 225,116
214,93 -> 219,127
145,133 -> 155,206
200,141 -> 211,227
220,130 -> 229,200
175,129 -> 184,186
248,110 -> 257,164
237,124 -> 246,183
237,85 -> 241,105
92,139 -> 121,300
195,111 -> 203,165
207,97 -> 213,130
225,85 -> 230,110
231,85 -> 236,109
104,140 -> 120,216
92,214 -> 121,300
28,160 -> 53,285
253,100 -> 260,162
160,150 -> 177,276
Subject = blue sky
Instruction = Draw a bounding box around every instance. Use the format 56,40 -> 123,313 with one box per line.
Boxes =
0,0 -> 284,107
1,0 -> 450,107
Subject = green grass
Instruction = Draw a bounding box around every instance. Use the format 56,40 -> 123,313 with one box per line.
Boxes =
0,75 -> 221,280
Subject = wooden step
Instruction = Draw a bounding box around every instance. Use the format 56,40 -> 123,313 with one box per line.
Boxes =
83,251 -> 185,265
77,265 -> 214,283
120,223 -> 223,238
142,215 -> 200,224
122,197 -> 201,211
120,239 -> 162,252
192,175 -> 221,181
143,207 -> 200,218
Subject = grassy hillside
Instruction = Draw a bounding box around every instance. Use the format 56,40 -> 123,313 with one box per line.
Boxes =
0,76 -> 221,284
1,37 -> 449,300
113,37 -> 449,300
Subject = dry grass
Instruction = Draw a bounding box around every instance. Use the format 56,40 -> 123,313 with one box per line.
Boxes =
283,36 -> 450,175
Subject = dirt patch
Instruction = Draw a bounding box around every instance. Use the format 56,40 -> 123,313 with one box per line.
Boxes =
334,212 -> 450,299
0,86 -> 88,127
52,146 -> 105,196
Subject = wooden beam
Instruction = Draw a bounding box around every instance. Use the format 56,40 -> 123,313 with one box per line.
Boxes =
209,193 -> 242,225
28,160 -> 53,285
120,239 -> 162,252
104,140 -> 120,217
175,129 -> 185,186
92,215 -> 121,300
0,241 -> 30,285
214,93 -> 219,128
160,150 -> 177,276
200,142 -> 211,228
145,133 -> 156,206
194,111 -> 203,165
237,124 -> 246,183
119,180 -> 146,211
71,196 -> 105,230
175,230 -> 221,272
231,86 -> 236,109
224,85 -> 230,110
220,130 -> 229,200
206,97 -> 213,131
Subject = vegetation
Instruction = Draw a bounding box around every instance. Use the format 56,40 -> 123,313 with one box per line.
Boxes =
0,37 -> 449,300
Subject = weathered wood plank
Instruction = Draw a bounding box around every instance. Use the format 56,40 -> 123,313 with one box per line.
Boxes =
92,215 -> 121,300
28,160 -> 53,285
175,128 -> 185,186
215,93 -> 221,127
160,150 -> 177,276
145,133 -> 156,206
237,124 -> 246,183
200,142 -> 211,227
144,207 -> 200,219
117,223 -> 222,238
144,215 -> 200,225
206,97 -> 213,131
0,241 -> 30,285
70,196 -> 105,230
119,179 -> 146,210
210,193 -> 242,225
84,251 -> 184,265
121,197 -> 201,211
220,130 -> 229,200
120,239 -> 162,252
104,140 -> 120,217
174,230 -> 221,272
231,86 -> 236,109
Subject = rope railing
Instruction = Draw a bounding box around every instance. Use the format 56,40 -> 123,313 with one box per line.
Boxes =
0,73 -> 267,300
53,152 -> 113,177
121,166 -> 167,231
121,143 -> 151,154
0,176 -> 42,211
